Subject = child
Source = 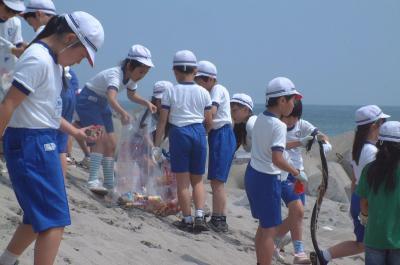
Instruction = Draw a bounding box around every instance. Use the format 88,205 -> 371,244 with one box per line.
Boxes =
195,60 -> 236,232
22,0 -> 56,36
150,80 -> 173,141
320,105 -> 389,264
0,0 -> 25,174
154,50 -> 213,233
244,77 -> 306,265
230,93 -> 257,151
0,12 -> 104,265
356,121 -> 400,265
277,99 -> 332,264
76,44 -> 156,194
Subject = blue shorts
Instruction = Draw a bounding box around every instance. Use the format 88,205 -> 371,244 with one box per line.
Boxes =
76,87 -> 114,133
169,123 -> 207,175
56,131 -> 68,154
244,164 -> 282,228
281,178 -> 301,206
287,173 -> 306,205
208,124 -> 236,183
350,192 -> 364,242
3,128 -> 71,233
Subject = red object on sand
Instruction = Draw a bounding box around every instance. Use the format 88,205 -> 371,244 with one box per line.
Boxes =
294,180 -> 305,194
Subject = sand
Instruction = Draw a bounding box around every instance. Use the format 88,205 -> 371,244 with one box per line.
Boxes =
0,131 -> 364,265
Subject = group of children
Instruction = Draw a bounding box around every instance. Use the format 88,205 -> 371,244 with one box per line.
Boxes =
0,1 -> 399,265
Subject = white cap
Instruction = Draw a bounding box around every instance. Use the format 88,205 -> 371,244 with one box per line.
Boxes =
24,0 -> 56,15
3,0 -> 25,12
231,93 -> 254,111
153,81 -> 173,99
173,50 -> 197,67
64,11 -> 104,67
266,77 -> 302,100
196,60 -> 217,78
379,121 -> 400,143
127,44 -> 154,67
355,105 -> 390,126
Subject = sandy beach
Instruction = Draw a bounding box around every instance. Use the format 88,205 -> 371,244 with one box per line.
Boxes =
0,132 -> 364,265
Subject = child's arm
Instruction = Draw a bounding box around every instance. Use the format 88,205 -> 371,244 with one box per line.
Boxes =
107,88 -> 131,124
0,87 -> 27,136
59,118 -> 99,142
154,108 -> 169,147
127,89 -> 157,113
272,150 -> 299,177
204,109 -> 213,133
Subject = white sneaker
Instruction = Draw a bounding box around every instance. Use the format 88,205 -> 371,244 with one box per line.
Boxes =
293,252 -> 311,264
87,179 -> 108,195
273,247 -> 286,263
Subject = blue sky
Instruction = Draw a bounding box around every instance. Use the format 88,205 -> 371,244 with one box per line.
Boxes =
21,1 -> 400,106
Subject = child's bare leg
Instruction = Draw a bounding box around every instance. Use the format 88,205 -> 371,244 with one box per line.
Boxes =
176,172 -> 191,216
6,224 -> 37,256
34,227 -> 64,265
190,174 -> 205,211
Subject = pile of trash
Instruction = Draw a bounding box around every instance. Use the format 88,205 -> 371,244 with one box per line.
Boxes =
114,109 -> 179,216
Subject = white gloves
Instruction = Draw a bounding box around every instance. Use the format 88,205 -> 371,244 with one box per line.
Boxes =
64,66 -> 72,80
323,142 -> 332,154
0,36 -> 16,52
293,170 -> 308,183
152,147 -> 165,163
358,212 -> 368,226
300,135 -> 314,147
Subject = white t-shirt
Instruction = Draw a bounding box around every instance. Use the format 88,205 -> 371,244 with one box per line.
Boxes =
9,42 -> 63,129
250,111 -> 287,175
0,17 -> 23,91
242,115 -> 257,152
351,142 -> 377,184
286,119 -> 317,170
85,66 -> 137,98
210,84 -> 232,129
161,82 -> 212,127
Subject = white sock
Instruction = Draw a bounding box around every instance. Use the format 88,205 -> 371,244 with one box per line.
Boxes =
0,250 -> 18,265
322,249 -> 332,261
195,209 -> 204,218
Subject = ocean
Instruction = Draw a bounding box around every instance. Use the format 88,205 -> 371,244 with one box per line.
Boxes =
121,100 -> 400,136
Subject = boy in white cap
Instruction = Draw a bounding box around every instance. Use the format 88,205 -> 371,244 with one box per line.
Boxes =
0,11 -> 104,265
22,0 -> 56,35
76,44 -> 156,195
150,80 -> 173,140
244,77 -> 306,265
355,121 -> 400,264
195,60 -> 236,232
319,105 -> 389,265
230,93 -> 257,152
154,50 -> 213,233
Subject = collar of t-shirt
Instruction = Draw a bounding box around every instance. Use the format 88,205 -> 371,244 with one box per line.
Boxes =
35,40 -> 57,64
263,110 -> 278,118
178,81 -> 195,85
365,140 -> 376,146
0,18 -> 6,23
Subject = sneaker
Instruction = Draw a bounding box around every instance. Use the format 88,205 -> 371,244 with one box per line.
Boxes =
79,156 -> 90,169
293,252 -> 311,264
274,233 -> 292,251
173,219 -> 193,233
208,216 -> 228,233
87,179 -> 108,195
273,247 -> 285,263
316,250 -> 329,265
193,216 -> 209,233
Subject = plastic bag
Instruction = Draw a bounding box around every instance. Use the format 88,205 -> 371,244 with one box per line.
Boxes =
114,108 -> 179,216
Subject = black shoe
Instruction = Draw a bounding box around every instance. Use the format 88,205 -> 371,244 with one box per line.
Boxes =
208,216 -> 229,233
173,219 -> 193,233
193,216 -> 209,233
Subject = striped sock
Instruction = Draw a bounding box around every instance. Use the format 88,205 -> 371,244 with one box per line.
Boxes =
293,240 -> 305,254
102,157 -> 114,189
88,153 -> 103,183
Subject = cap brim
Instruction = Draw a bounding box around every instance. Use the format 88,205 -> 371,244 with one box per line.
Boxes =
195,72 -> 216,78
85,46 -> 95,67
22,8 -> 56,15
380,113 -> 390,119
4,1 -> 25,12
230,99 -> 253,111
136,57 -> 154,68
